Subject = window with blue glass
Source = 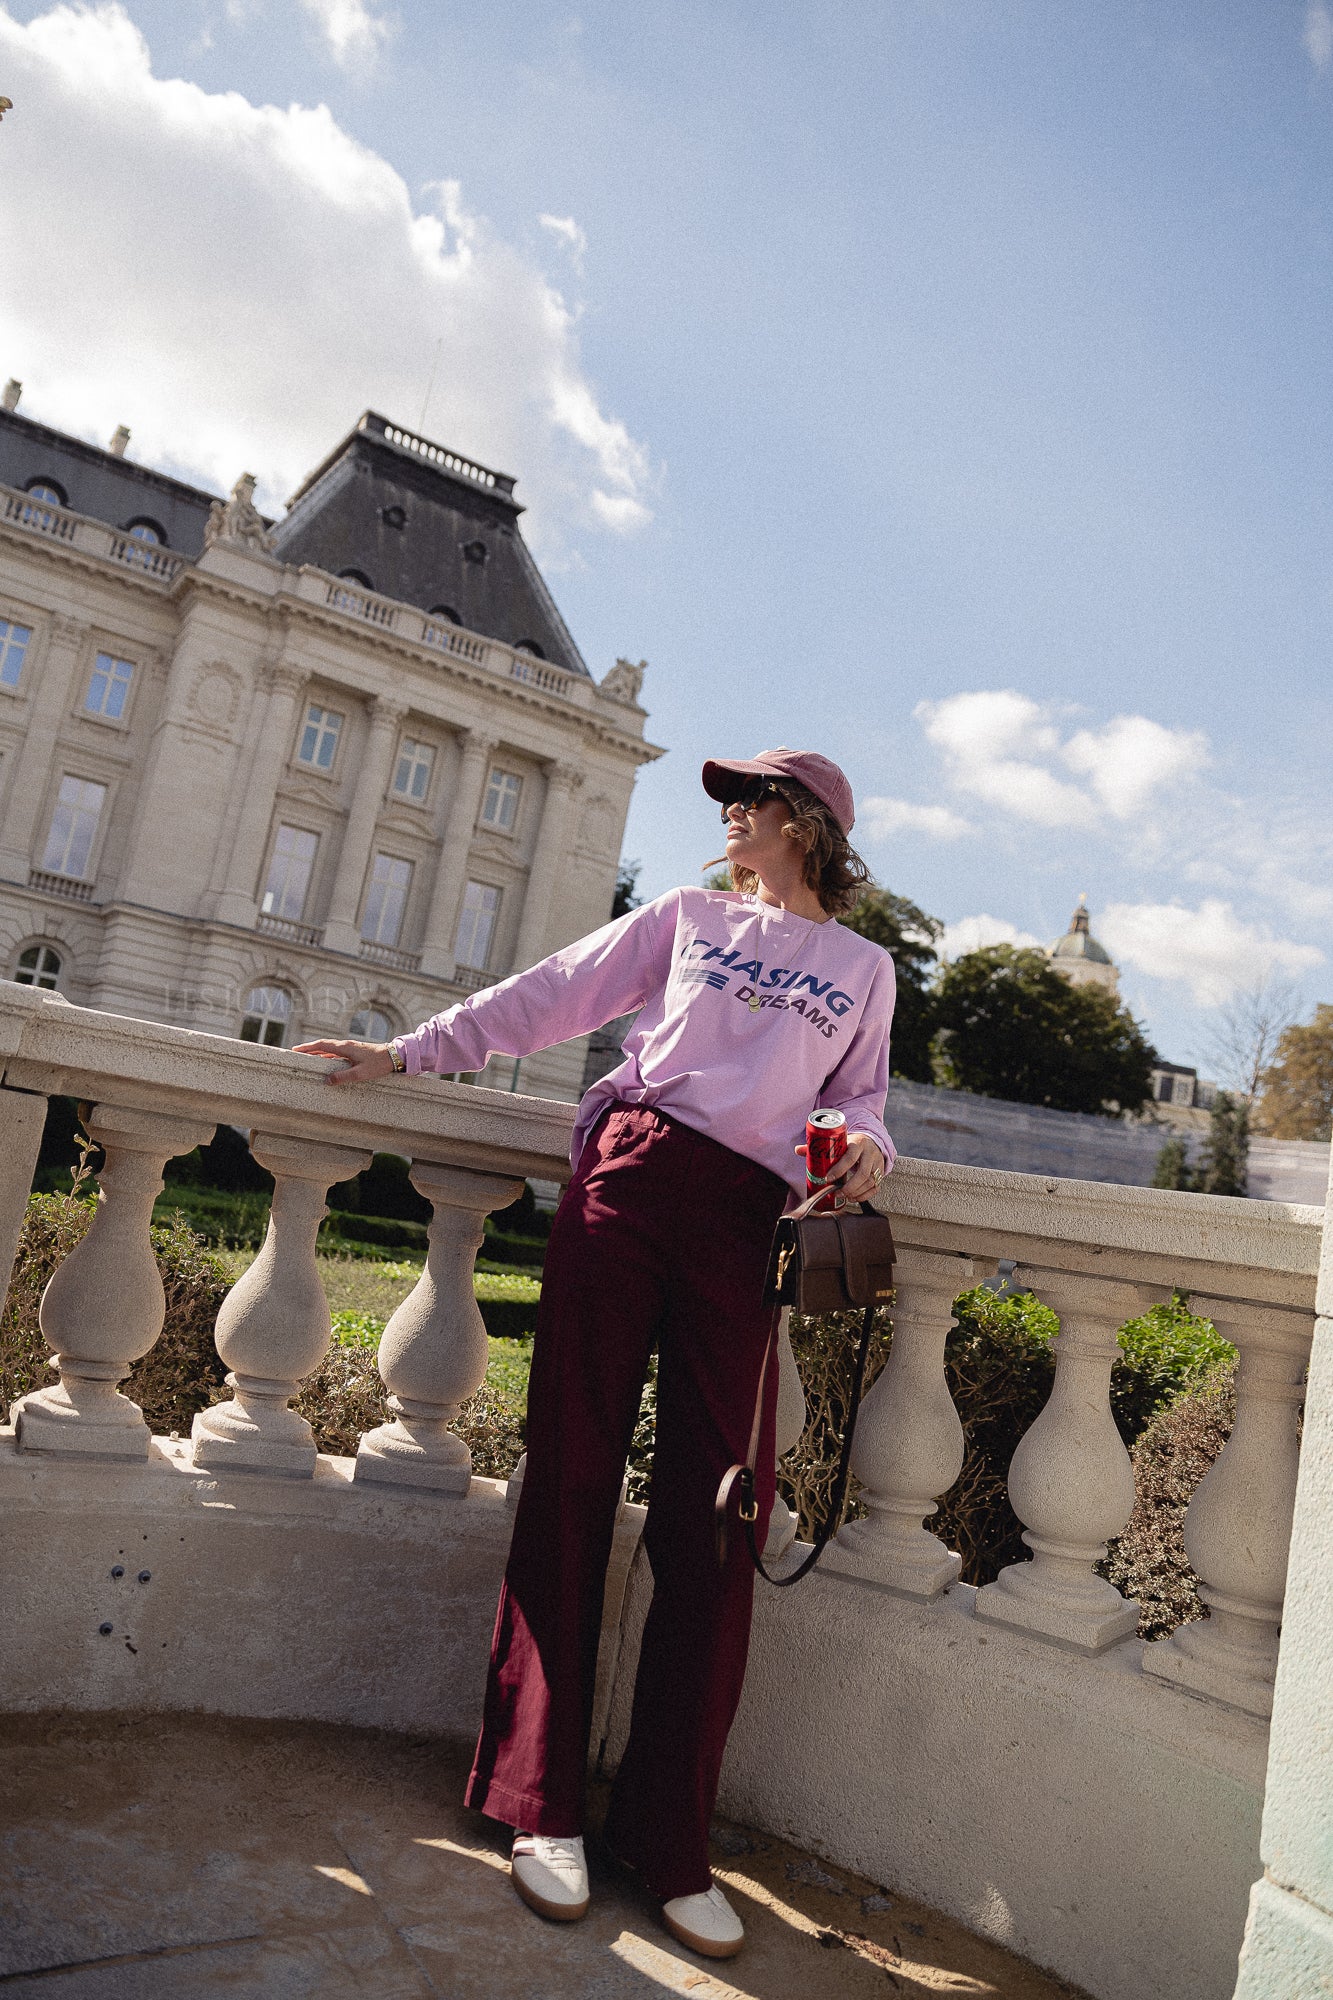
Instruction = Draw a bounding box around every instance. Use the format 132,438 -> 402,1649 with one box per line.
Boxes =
297,703 -> 343,771
85,651 -> 135,720
0,619 -> 32,689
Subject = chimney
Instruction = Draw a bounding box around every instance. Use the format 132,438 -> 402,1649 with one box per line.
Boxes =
109,425 -> 130,458
1,380 -> 20,412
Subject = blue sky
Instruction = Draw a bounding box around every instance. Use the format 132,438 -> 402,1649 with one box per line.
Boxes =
2,0 -> 1330,1074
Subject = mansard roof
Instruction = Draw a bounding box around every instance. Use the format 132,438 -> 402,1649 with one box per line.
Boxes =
270,412 -> 589,677
0,407 -> 221,556
0,402 -> 588,677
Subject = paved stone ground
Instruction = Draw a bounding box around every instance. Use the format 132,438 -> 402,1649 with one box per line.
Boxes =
0,1714 -> 1089,1998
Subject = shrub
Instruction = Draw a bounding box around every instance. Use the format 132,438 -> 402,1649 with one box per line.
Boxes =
327,1152 -> 432,1224
1101,1367 -> 1235,1639
770,1283 -> 1229,1592
293,1339 -> 526,1477
1,1193 -> 230,1435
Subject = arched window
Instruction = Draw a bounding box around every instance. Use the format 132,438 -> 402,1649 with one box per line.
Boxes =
515,640 -> 546,659
14,942 -> 61,989
239,985 -> 291,1047
429,605 -> 461,624
25,478 -> 66,507
349,1007 -> 393,1043
337,567 -> 373,589
124,519 -> 167,546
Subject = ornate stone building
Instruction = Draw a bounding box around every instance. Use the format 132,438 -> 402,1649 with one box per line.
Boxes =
0,392 -> 662,1101
1047,894 -> 1118,993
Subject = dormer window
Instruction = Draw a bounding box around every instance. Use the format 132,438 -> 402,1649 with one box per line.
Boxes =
429,605 -> 461,624
25,480 -> 65,507
337,567 -> 373,589
125,519 -> 166,546
461,540 -> 488,565
380,505 -> 406,530
515,640 -> 546,659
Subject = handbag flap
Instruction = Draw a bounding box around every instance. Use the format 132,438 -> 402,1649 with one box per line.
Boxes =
765,1208 -> 896,1309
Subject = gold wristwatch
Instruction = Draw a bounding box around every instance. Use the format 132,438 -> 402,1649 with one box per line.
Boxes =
388,1039 -> 407,1074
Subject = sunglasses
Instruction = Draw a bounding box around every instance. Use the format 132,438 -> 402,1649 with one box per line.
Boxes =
721,779 -> 786,822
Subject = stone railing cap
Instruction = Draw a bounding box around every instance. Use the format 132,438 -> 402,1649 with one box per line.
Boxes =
0,987 -> 574,1182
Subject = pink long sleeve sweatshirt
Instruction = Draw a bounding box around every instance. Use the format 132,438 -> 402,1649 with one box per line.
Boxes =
396,886 -> 897,1197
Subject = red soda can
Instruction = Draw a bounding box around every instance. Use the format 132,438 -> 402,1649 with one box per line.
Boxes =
806,1107 -> 848,1211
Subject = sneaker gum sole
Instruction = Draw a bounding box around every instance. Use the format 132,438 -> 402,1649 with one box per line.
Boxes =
660,1903 -> 744,1961
511,1866 -> 590,1924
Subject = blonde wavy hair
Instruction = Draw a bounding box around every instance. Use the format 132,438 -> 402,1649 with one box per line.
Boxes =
722,780 -> 872,919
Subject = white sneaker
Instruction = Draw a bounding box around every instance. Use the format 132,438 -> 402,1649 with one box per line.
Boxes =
510,1833 -> 590,1922
661,1882 -> 745,1959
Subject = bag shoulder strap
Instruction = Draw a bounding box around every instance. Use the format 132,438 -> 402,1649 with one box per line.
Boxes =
713,1299 -> 881,1588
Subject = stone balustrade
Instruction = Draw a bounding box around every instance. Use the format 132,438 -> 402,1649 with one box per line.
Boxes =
0,985 -> 574,1493
1,986 -> 1330,2000
0,985 -> 1324,1733
851,1157 -> 1322,1713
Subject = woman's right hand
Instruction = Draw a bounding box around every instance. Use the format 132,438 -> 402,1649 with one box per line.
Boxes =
292,1038 -> 396,1085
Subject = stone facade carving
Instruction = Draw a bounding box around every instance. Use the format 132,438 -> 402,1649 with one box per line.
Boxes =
204,473 -> 277,554
599,657 -> 646,707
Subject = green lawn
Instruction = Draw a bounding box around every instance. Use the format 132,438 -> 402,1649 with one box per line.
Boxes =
217,1248 -> 539,1411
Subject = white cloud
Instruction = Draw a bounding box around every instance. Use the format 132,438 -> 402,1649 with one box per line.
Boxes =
916,691 -> 1096,827
0,4 -> 651,547
539,213 -> 588,272
1099,899 -> 1325,1007
859,795 -> 972,842
1305,2 -> 1333,69
1061,714 -> 1209,818
939,914 -> 1045,961
914,691 -> 1208,830
297,0 -> 393,68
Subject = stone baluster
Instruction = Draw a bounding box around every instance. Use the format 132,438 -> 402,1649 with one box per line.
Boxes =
1143,1298 -> 1311,1717
418,732 -> 497,980
765,1309 -> 808,1558
191,1133 -> 371,1475
975,1270 -> 1149,1653
355,1162 -> 523,1492
0,1087 -> 49,1316
13,1104 -> 214,1457
320,694 -> 408,953
824,1249 -> 975,1597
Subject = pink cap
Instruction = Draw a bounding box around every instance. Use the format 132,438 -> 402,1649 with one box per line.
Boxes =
701,747 -> 856,833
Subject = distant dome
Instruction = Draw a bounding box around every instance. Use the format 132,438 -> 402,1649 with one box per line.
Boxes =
1047,897 -> 1118,990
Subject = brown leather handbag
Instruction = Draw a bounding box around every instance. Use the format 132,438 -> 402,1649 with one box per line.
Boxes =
714,1192 -> 896,1587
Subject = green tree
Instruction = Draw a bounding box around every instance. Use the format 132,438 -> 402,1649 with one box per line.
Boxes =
931,945 -> 1156,1115
841,888 -> 942,1082
1194,1091 -> 1249,1196
610,857 -> 643,920
1257,1003 -> 1333,1140
1151,1135 -> 1193,1190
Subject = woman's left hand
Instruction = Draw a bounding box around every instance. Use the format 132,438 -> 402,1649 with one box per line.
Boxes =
794,1131 -> 888,1204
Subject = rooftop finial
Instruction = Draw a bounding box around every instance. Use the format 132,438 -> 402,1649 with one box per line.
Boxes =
109,424 -> 130,458
1,379 -> 20,413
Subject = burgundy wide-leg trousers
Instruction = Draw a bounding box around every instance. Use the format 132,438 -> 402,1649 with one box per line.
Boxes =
465,1104 -> 787,1899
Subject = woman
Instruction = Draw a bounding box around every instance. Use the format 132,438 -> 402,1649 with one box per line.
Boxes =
296,747 -> 895,1961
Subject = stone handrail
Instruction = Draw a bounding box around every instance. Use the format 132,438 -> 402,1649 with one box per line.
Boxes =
825,1155 -> 1325,1716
